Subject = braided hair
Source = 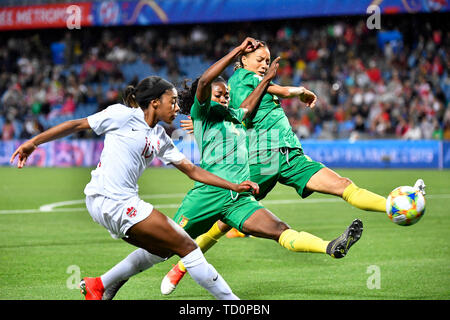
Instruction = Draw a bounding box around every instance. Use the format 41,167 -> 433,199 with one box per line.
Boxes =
178,76 -> 226,115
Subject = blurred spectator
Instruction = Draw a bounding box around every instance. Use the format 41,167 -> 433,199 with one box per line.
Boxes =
61,93 -> 76,115
1,119 -> 15,141
403,119 -> 422,140
21,117 -> 43,139
443,107 -> 450,140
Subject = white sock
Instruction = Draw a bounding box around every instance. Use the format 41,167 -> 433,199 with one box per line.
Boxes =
181,247 -> 239,300
101,249 -> 165,288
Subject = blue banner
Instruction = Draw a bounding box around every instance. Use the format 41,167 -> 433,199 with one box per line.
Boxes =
89,0 -> 450,27
301,140 -> 442,169
2,139 -> 448,168
1,1 -> 448,31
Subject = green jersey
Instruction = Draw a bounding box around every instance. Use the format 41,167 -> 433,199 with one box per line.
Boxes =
191,96 -> 249,186
228,68 -> 302,153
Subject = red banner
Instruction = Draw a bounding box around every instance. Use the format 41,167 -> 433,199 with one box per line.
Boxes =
0,2 -> 93,31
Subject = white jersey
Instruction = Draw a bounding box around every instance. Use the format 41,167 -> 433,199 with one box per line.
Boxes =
84,104 -> 186,200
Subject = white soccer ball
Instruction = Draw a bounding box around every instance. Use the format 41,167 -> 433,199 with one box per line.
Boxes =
386,186 -> 425,226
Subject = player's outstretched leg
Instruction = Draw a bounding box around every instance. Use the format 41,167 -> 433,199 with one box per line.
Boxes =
306,167 -> 387,213
242,208 -> 363,259
326,219 -> 363,259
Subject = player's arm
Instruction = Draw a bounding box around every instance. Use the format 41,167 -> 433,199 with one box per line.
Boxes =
173,158 -> 259,195
196,37 -> 260,104
239,57 -> 280,119
180,57 -> 282,128
180,57 -> 279,129
10,118 -> 90,168
268,84 -> 317,108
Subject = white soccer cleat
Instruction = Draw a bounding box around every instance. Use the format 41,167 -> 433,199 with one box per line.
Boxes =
413,179 -> 426,195
160,263 -> 187,295
161,274 -> 177,295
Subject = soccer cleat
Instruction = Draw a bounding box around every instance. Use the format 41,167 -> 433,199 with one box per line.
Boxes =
102,279 -> 128,300
413,179 -> 426,195
226,228 -> 247,238
160,263 -> 187,295
79,277 -> 105,300
326,219 -> 363,259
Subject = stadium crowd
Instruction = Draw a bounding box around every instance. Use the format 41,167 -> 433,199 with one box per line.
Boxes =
1,14 -> 449,141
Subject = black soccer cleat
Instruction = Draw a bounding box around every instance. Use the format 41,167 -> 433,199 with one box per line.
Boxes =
326,219 -> 363,259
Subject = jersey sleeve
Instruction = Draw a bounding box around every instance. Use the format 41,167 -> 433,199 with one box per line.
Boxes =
226,107 -> 246,123
156,128 -> 187,165
87,104 -> 131,136
190,96 -> 211,120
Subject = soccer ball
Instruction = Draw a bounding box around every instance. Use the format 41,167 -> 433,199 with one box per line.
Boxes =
386,186 -> 425,226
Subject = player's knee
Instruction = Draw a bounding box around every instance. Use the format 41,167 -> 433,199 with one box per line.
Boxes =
333,177 -> 352,196
341,177 -> 353,188
336,177 -> 353,197
176,237 -> 199,258
273,221 -> 290,241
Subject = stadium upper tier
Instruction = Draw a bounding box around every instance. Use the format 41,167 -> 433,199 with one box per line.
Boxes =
0,0 -> 448,31
0,13 -> 449,141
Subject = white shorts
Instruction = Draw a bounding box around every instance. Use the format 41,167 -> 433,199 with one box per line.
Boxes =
85,194 -> 153,239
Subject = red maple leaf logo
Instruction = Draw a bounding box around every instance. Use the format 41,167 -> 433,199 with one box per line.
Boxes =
126,207 -> 137,218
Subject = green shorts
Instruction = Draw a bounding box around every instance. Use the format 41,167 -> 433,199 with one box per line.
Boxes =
249,148 -> 325,201
173,185 -> 264,239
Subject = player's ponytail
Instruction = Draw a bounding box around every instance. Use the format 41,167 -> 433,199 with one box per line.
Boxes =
123,85 -> 139,108
122,76 -> 174,110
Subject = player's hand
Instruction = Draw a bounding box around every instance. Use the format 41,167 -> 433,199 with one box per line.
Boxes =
238,37 -> 260,54
234,180 -> 260,195
264,56 -> 280,80
10,140 -> 37,168
299,87 -> 317,108
180,116 -> 194,134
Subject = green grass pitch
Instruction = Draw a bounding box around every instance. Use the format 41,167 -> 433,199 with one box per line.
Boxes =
0,167 -> 449,300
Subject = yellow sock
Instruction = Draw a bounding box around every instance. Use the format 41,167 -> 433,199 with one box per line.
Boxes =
177,222 -> 226,272
278,229 -> 329,253
342,183 -> 387,213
